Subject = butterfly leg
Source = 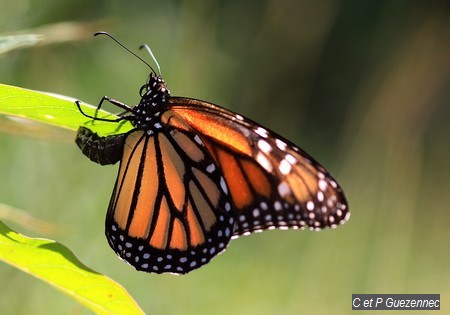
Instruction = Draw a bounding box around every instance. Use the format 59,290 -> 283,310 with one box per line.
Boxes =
75,96 -> 133,122
96,96 -> 133,112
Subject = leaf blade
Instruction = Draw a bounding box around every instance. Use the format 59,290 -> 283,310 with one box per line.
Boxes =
0,221 -> 145,315
0,83 -> 133,136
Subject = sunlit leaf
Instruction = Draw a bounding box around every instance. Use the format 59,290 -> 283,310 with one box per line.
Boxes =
0,83 -> 133,136
0,221 -> 144,315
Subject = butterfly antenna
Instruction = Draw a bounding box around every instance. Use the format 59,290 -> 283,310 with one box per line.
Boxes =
94,31 -> 157,74
139,44 -> 161,76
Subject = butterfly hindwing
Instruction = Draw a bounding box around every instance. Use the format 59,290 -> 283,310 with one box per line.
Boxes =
104,110 -> 234,274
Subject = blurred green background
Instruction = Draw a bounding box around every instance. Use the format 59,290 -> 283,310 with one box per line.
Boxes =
1,1 -> 449,314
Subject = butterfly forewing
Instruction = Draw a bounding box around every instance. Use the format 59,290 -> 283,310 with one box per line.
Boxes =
105,110 -> 234,274
168,97 -> 350,236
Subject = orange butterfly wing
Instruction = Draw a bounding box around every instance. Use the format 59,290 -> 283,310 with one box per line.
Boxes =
105,109 -> 234,274
168,97 -> 350,236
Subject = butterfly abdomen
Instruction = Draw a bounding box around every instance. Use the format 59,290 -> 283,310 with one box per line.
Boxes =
75,127 -> 126,165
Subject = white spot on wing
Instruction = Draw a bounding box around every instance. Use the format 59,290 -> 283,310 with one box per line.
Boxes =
285,154 -> 297,164
278,182 -> 291,197
206,163 -> 215,173
256,152 -> 273,172
220,177 -> 228,194
255,127 -> 268,138
258,139 -> 272,153
279,159 -> 292,175
194,135 -> 203,145
274,201 -> 282,211
344,212 -> 351,221
317,191 -> 324,202
275,139 -> 287,151
318,179 -> 328,191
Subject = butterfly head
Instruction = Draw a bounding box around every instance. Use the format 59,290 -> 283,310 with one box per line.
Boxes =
130,73 -> 171,130
139,73 -> 171,103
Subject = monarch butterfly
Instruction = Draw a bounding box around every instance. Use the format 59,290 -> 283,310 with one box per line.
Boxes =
76,32 -> 350,274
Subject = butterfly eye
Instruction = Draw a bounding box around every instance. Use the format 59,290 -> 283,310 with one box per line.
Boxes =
139,85 -> 148,97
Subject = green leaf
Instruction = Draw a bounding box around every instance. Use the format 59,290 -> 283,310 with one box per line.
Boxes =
0,83 -> 133,136
0,221 -> 145,315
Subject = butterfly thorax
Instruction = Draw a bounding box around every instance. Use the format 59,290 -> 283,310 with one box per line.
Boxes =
129,73 -> 171,132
